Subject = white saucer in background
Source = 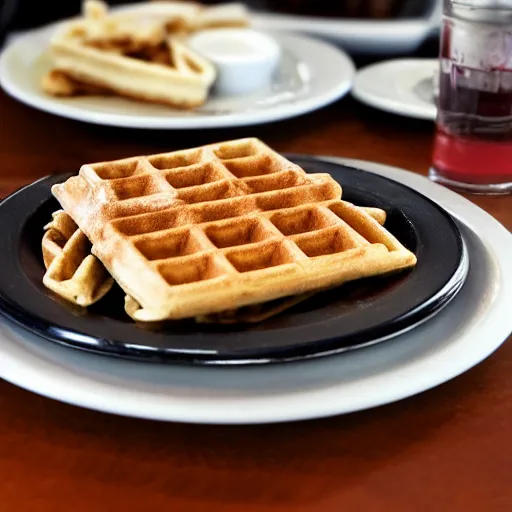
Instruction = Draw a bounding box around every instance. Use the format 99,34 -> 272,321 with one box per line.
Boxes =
0,159 -> 510,425
0,23 -> 355,130
352,59 -> 438,120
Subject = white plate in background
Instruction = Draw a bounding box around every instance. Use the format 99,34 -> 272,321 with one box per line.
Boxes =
0,23 -> 355,129
352,58 -> 438,120
0,159 -> 510,425
251,14 -> 440,55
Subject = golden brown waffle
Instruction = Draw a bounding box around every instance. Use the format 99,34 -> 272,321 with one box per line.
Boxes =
44,1 -> 217,109
125,1 -> 250,32
127,200 -> 389,324
105,1 -> 250,35
194,292 -> 318,324
41,69 -> 113,97
42,1 -> 250,106
42,210 -> 114,306
192,3 -> 250,30
42,206 -> 386,322
77,0 -> 180,53
52,138 -> 417,321
76,1 -> 250,46
195,207 -> 389,324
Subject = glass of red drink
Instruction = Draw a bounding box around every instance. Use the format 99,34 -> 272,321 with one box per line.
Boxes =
429,0 -> 512,194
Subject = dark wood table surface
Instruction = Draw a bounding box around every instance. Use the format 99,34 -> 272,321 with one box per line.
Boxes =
0,89 -> 511,512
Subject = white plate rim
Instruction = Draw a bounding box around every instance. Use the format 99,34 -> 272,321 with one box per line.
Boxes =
250,14 -> 438,54
0,23 -> 355,129
352,58 -> 438,120
0,159 -> 510,424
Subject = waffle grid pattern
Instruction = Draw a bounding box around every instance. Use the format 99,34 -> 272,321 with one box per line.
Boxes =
53,138 -> 416,320
42,211 -> 113,306
48,11 -> 217,109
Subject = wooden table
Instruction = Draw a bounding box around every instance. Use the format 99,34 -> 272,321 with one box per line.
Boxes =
0,90 -> 511,511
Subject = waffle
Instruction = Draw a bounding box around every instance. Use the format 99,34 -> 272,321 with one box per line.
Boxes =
124,1 -> 250,32
42,1 -> 250,106
76,1 -> 248,47
41,206 -> 386,321
61,0 -> 250,47
51,138 -> 417,322
42,210 -> 114,306
127,1 -> 250,32
193,3 -> 250,30
41,69 -> 113,97
76,0 -> 189,52
44,2 -> 217,109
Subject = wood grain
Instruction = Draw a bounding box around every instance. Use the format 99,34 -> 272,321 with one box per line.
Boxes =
0,90 -> 511,512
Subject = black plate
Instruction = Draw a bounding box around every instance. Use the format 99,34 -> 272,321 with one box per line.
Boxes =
0,157 -> 467,365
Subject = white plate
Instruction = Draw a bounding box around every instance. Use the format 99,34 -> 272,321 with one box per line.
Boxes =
0,159 -> 511,424
251,12 -> 441,55
352,58 -> 438,120
0,24 -> 355,130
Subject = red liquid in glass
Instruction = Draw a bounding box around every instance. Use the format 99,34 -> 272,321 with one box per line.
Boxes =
432,19 -> 512,188
433,128 -> 512,186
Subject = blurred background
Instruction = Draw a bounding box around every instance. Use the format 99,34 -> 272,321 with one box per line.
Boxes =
2,0 -> 427,26
0,0 -> 441,59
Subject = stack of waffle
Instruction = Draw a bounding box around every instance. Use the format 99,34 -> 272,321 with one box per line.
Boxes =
42,0 -> 250,108
42,138 -> 417,324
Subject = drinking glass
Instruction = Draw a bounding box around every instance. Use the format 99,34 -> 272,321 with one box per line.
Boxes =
429,0 -> 512,194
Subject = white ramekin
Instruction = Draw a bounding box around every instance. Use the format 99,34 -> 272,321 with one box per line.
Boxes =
186,28 -> 281,96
